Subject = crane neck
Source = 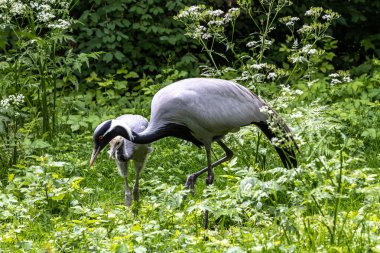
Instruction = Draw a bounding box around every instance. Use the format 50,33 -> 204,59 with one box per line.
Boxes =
116,122 -> 203,147
130,130 -> 164,144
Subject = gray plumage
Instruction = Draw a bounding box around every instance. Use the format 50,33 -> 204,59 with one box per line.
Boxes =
90,78 -> 298,228
108,114 -> 153,206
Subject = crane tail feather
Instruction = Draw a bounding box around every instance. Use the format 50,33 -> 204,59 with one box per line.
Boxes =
254,121 -> 298,169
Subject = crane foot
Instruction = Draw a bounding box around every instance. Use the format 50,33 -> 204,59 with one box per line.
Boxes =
183,174 -> 197,199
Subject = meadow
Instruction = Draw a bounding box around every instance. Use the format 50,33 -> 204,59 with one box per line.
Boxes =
0,0 -> 379,252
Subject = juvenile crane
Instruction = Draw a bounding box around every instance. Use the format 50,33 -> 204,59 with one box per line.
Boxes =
106,114 -> 153,206
90,78 -> 298,228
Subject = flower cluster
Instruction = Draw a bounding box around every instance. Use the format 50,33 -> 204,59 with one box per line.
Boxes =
247,37 -> 272,49
328,72 -> 352,86
259,105 -> 295,148
0,94 -> 25,110
176,6 -> 241,41
301,44 -> 317,55
267,72 -> 277,81
280,16 -> 300,27
0,0 -> 72,30
224,8 -> 240,22
305,7 -> 323,18
176,5 -> 204,19
208,10 -> 224,17
48,19 -> 71,30
289,55 -> 307,64
297,8 -> 340,36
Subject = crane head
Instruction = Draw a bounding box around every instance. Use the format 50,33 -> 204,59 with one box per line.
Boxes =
90,119 -> 133,166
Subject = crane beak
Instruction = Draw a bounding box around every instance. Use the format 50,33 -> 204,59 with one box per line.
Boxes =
90,147 -> 100,167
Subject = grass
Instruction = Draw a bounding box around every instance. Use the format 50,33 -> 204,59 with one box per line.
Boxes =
1,80 -> 380,252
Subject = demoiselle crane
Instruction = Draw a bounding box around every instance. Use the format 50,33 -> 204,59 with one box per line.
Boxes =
107,114 -> 153,206
90,78 -> 298,228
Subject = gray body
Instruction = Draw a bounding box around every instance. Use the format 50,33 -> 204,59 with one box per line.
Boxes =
142,78 -> 269,145
108,114 -> 153,206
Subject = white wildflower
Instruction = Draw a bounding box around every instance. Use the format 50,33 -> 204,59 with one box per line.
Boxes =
267,72 -> 277,81
0,98 -> 10,109
259,148 -> 267,155
0,93 -> 25,109
301,44 -> 317,55
208,20 -> 224,26
322,14 -> 332,21
307,79 -> 319,87
48,19 -> 71,30
285,21 -> 294,27
15,94 -> 25,104
0,0 -> 6,8
330,79 -> 341,85
271,137 -> 280,145
305,10 -> 314,16
37,12 -> 55,22
285,17 -> 300,27
259,106 -> 269,114
246,41 -> 259,48
291,17 -> 300,22
263,39 -> 273,46
38,4 -> 52,11
30,1 -> 39,9
228,8 -> 239,14
329,73 -> 340,78
343,76 -> 352,83
294,89 -> 304,95
297,25 -> 312,34
177,11 -> 188,18
281,84 -> 291,94
308,49 -> 317,55
188,6 -> 200,13
208,10 -> 224,17
201,33 -> 212,40
10,2 -> 26,15
290,56 -> 307,63
224,8 -> 239,23
259,106 -> 274,115
292,39 -> 299,50
251,63 -> 266,70
177,6 -> 201,18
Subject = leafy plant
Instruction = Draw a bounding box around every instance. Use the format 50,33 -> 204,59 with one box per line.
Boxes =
175,1 -> 340,92
0,0 -> 100,143
72,0 -> 200,77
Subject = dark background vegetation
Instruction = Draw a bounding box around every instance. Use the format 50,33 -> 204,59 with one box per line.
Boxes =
71,0 -> 380,79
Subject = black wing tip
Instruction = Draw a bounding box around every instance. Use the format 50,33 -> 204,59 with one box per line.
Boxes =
276,146 -> 298,168
255,121 -> 299,169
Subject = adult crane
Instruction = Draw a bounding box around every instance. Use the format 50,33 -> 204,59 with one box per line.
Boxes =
107,114 -> 153,206
90,78 -> 298,228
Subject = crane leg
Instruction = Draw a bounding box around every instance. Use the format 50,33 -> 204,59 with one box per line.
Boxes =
117,160 -> 132,206
133,161 -> 144,202
183,140 -> 233,199
204,143 -> 212,229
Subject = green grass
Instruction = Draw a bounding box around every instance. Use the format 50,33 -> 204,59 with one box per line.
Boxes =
1,82 -> 380,252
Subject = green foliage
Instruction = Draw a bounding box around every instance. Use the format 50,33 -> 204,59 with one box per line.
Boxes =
281,0 -> 380,68
72,0 -> 201,77
175,1 -> 341,93
0,0 -> 101,145
0,0 -> 379,252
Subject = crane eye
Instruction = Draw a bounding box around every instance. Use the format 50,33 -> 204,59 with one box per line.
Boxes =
98,135 -> 104,141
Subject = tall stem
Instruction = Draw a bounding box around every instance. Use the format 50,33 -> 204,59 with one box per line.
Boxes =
331,150 -> 344,244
